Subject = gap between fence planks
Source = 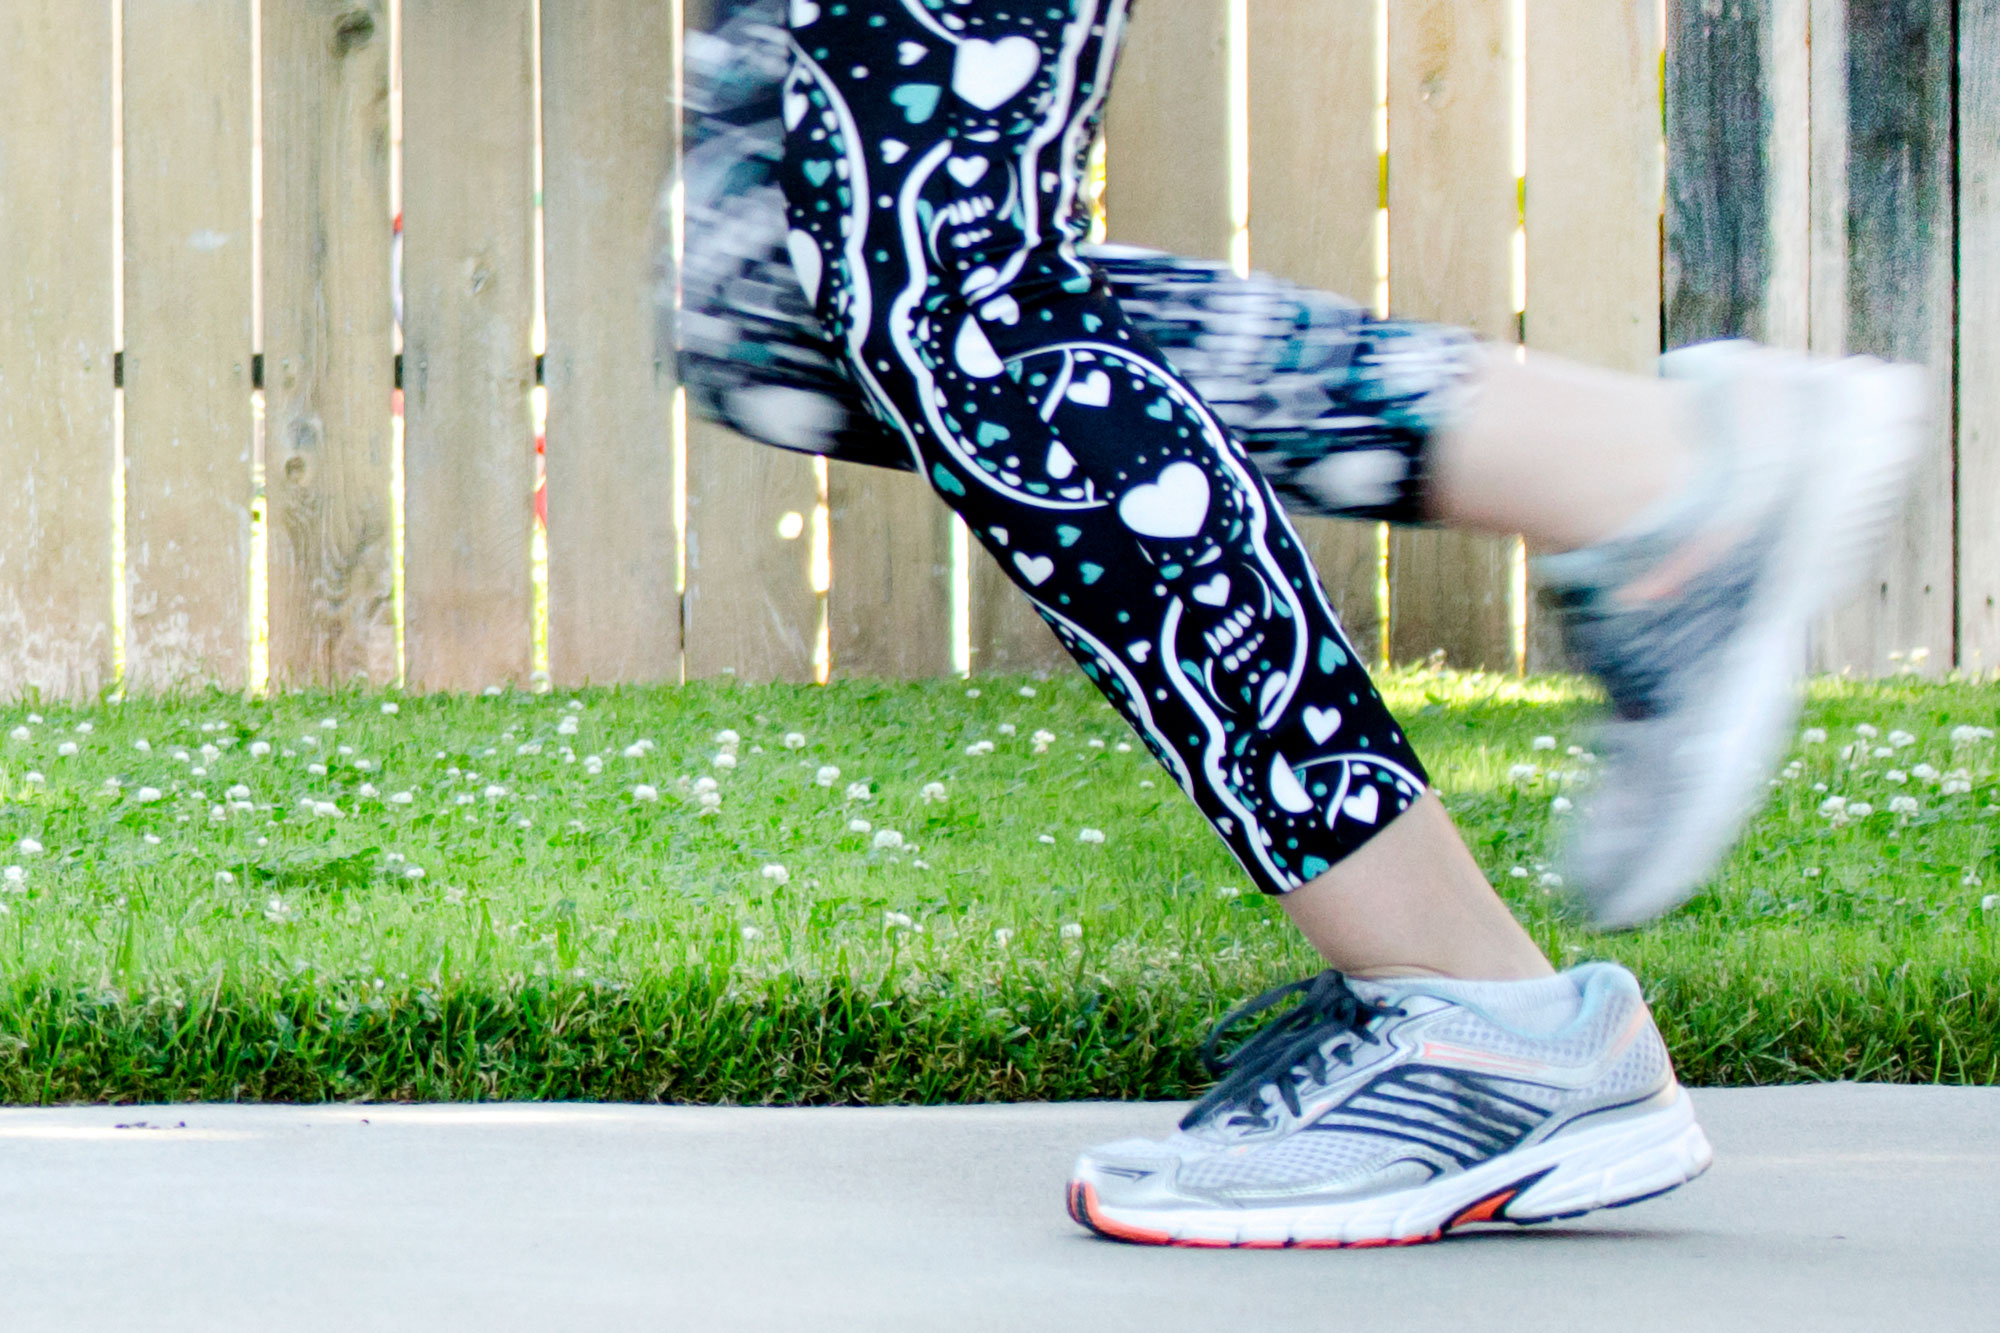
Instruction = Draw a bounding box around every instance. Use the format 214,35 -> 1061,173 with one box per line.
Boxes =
261,0 -> 396,688
541,0 -> 681,688
122,0 -> 255,693
1386,0 -> 1517,672
1245,0 -> 1387,667
0,4 -> 116,702
401,0 -> 539,693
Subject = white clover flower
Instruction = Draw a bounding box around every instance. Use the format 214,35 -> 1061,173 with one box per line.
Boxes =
353,783 -> 378,800
632,784 -> 660,802
698,791 -> 722,811
848,818 -> 873,834
377,701 -> 399,715
783,732 -> 807,750
583,756 -> 604,775
1982,894 -> 2000,913
873,828 -> 905,850
7,726 -> 29,742
483,784 -> 508,800
130,738 -> 151,754
1885,770 -> 1908,784
55,741 -> 77,758
24,714 -> 38,724
921,782 -> 948,803
1139,779 -> 1155,789
993,927 -> 1014,947
845,781 -> 872,801
200,743 -> 221,762
249,741 -> 271,757
22,772 -> 41,786
454,793 -> 476,807
16,838 -> 42,856
714,729 -> 741,747
713,752 -> 737,769
964,740 -> 995,756
102,777 -> 121,791
1782,761 -> 1805,779
2,866 -> 24,887
1890,795 -> 1920,816
1531,735 -> 1557,752
1087,738 -> 1106,749
1870,745 -> 1893,758
73,721 -> 92,734
1059,922 -> 1083,939
1538,872 -> 1564,889
1847,801 -> 1874,818
214,869 -> 235,886
516,742 -> 542,757
1803,867 -> 1822,878
1855,723 -> 1879,739
146,832 -> 165,844
307,763 -> 328,777
1037,834 -> 1056,845
694,776 -> 720,794
132,786 -> 163,804
313,801 -> 343,818
388,791 -> 415,806
1819,795 -> 1848,816
998,723 -> 1017,736
622,743 -> 648,759
1508,763 -> 1541,783
740,925 -> 764,942
1801,727 -> 1828,745
1888,729 -> 1917,749
1944,775 -> 1974,796
1018,685 -> 1038,698
1551,796 -> 1574,814
884,911 -> 914,929
1952,725 -> 1996,745
404,865 -> 426,880
1216,886 -> 1241,899
1912,763 -> 1940,782
223,783 -> 250,801
760,863 -> 791,885
298,735 -> 318,750
1116,742 -> 1132,753
557,716 -> 579,736
1032,729 -> 1056,745
1509,866 -> 1530,879
1078,827 -> 1106,844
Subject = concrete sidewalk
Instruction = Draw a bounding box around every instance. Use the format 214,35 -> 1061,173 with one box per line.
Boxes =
0,1086 -> 1994,1332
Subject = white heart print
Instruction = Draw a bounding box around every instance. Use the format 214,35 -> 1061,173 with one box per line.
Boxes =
898,41 -> 927,66
1191,573 -> 1231,607
1118,461 -> 1210,538
1341,785 -> 1381,825
946,156 -> 990,188
791,0 -> 821,27
980,294 -> 1020,325
786,231 -> 823,306
1127,640 -> 1152,663
1270,755 -> 1316,814
1066,370 -> 1112,408
783,82 -> 810,131
880,138 -> 910,164
954,317 -> 1003,379
1304,707 -> 1342,745
1013,553 -> 1055,586
952,37 -> 1041,110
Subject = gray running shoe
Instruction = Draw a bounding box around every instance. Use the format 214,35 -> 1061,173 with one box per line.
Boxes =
1067,964 -> 1710,1248
1537,342 -> 1928,930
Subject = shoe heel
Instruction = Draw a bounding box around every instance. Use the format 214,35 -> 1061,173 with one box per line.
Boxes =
1501,1088 -> 1714,1223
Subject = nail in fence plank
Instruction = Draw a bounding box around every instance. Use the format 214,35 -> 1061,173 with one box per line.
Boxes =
0,6 -> 116,701
541,0 -> 681,687
681,418 -> 820,683
1808,0 -> 1956,675
261,0 -> 396,687
122,0 -> 255,692
1963,0 -> 2000,674
1386,0 -> 1517,671
401,1 -> 539,692
828,469 -> 954,680
1246,0 -> 1388,666
1523,0 -> 1666,672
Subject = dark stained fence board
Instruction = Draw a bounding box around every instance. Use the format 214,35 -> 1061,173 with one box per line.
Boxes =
1962,0 -> 2000,672
123,0 -> 256,691
0,5 -> 116,701
401,0 -> 540,692
541,0 -> 682,687
1386,0 -> 1518,671
261,0 -> 397,688
1246,0 -> 1387,665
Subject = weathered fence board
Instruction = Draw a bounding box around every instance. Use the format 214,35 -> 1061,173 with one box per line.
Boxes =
1524,0 -> 1665,671
1102,0 -> 1231,259
681,418 -> 819,683
828,471 -> 954,680
1385,0 -> 1517,671
541,0 -> 681,687
1810,0 -> 1956,674
122,0 -> 255,692
0,4 -> 117,701
1963,0 -> 2000,673
261,0 -> 396,687
401,0 -> 539,692
1246,0 -> 1387,666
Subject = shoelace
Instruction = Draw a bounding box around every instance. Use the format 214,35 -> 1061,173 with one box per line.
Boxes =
1179,970 -> 1404,1133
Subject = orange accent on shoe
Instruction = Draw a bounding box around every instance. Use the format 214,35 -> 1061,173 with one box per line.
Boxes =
1070,1182 -> 1175,1246
1446,1187 -> 1518,1229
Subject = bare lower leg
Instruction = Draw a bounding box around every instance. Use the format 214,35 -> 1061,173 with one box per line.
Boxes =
1281,792 -> 1554,981
1429,348 -> 1700,554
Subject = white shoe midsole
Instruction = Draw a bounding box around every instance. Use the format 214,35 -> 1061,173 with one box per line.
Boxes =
1087,1086 -> 1713,1244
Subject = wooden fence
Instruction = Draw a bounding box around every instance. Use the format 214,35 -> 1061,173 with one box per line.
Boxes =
0,0 -> 1992,700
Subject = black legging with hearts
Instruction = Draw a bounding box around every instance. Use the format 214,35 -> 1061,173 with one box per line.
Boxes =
780,0 -> 1428,893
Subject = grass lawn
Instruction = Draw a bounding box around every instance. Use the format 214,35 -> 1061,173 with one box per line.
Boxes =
1,669 -> 1996,1104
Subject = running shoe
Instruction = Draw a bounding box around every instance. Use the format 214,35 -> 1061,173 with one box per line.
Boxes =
1538,342 -> 1928,930
1066,963 -> 1711,1247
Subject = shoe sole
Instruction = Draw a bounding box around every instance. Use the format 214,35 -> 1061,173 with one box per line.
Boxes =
1066,1086 -> 1712,1248
1580,355 -> 1928,930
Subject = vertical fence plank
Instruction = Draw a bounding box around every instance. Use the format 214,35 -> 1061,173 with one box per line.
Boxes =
123,0 -> 255,692
828,471 -> 953,679
1963,0 -> 2000,674
541,0 -> 680,687
401,0 -> 539,692
1809,0 -> 1956,675
262,0 -> 396,687
1246,0 -> 1387,664
1524,0 -> 1665,671
1102,0 -> 1231,257
0,5 -> 116,701
681,418 -> 820,682
1386,0 -> 1517,671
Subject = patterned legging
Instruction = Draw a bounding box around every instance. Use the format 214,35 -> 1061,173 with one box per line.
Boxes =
780,0 -> 1431,894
